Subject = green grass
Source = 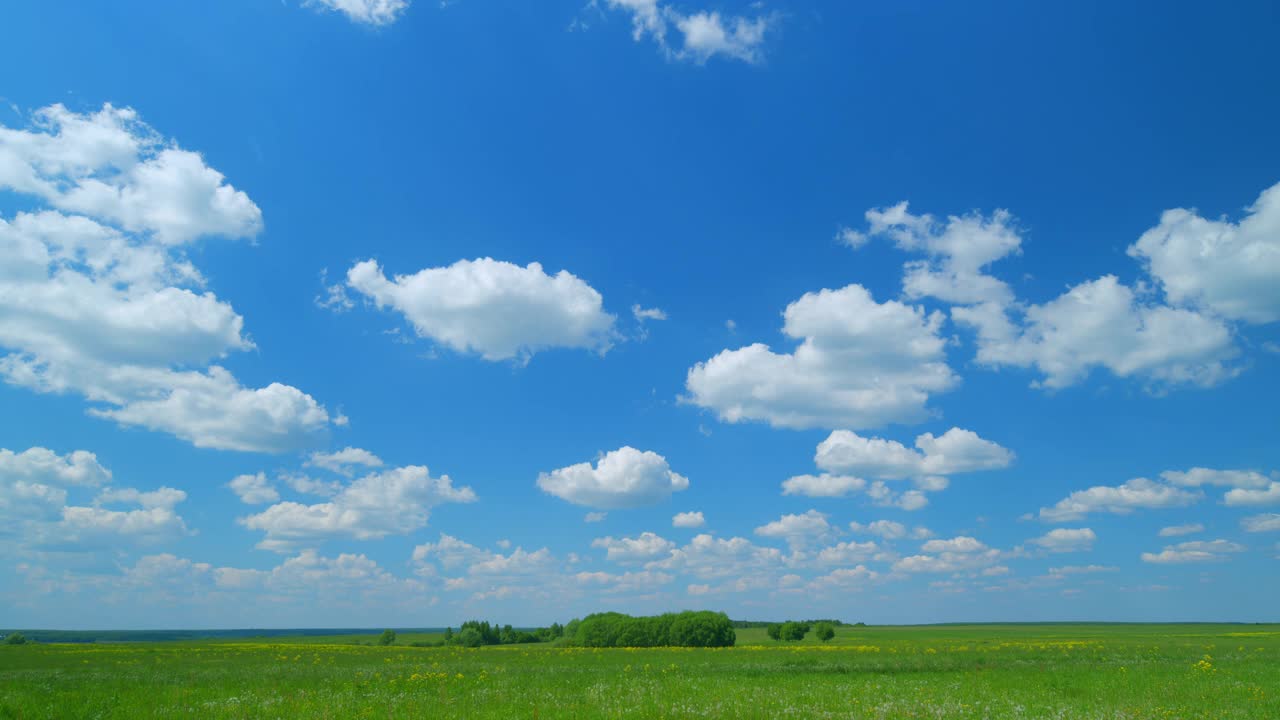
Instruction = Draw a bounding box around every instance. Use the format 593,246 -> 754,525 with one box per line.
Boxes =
2,624 -> 1277,718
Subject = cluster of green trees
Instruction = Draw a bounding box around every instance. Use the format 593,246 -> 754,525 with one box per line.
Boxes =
4,632 -> 27,645
443,621 -> 565,648
561,611 -> 735,648
766,621 -> 837,642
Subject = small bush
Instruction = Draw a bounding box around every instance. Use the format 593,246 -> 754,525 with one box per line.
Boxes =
4,633 -> 26,645
377,629 -> 396,646
814,622 -> 835,642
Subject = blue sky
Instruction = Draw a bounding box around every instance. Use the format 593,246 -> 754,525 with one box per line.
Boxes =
1,0 -> 1278,629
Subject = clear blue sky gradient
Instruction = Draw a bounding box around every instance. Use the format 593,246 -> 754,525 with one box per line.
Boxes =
1,0 -> 1277,627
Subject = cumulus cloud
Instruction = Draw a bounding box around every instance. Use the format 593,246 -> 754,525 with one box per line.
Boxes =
848,520 -> 932,540
859,201 -> 1022,306
305,447 -> 384,476
685,284 -> 957,430
753,509 -> 833,548
902,184 -> 1280,392
602,1 -> 771,64
536,446 -> 688,509
591,532 -> 675,563
649,533 -> 784,582
1,446 -> 191,552
1029,528 -> 1096,553
412,534 -> 560,601
1241,514 -> 1280,533
304,0 -> 409,26
0,104 -> 333,452
241,465 -> 475,551
781,473 -> 866,497
346,258 -> 616,363
632,304 -> 667,322
1128,182 -> 1280,324
1158,523 -> 1204,537
1161,468 -> 1273,489
228,472 -> 279,505
672,511 -> 705,528
0,447 -> 110,487
1223,482 -> 1280,507
1035,477 -> 1200,522
953,275 -> 1238,390
815,427 -> 1013,479
1141,539 -> 1245,564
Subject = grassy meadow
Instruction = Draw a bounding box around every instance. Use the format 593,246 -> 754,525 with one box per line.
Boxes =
2,624 -> 1278,719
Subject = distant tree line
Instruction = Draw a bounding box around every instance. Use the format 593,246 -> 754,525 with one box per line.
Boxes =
735,618 -> 851,629
560,611 -> 735,648
766,620 -> 838,642
439,621 -> 566,648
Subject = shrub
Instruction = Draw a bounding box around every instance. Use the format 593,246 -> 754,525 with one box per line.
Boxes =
456,628 -> 484,648
377,629 -> 396,646
766,624 -> 782,641
566,611 -> 735,648
814,622 -> 835,642
780,621 -> 810,641
4,632 -> 26,645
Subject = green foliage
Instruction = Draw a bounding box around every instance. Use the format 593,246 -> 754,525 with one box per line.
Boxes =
814,622 -> 835,642
4,633 -> 26,646
780,621 -> 810,641
766,624 -> 782,640
456,628 -> 484,648
377,629 -> 396,646
566,611 -> 735,648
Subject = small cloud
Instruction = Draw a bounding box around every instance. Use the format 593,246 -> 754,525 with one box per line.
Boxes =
584,511 -> 607,523
632,304 -> 668,322
836,226 -> 867,249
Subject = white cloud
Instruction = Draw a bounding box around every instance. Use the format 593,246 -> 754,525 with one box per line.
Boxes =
1029,528 -> 1096,553
591,532 -> 675,563
1,446 -> 190,553
241,465 -> 475,550
1128,182 -> 1280,324
685,284 -> 957,430
602,1 -> 771,65
754,510 -> 833,548
1223,482 -> 1280,507
813,541 -> 882,566
849,520 -> 931,540
674,12 -> 769,64
860,201 -> 1022,305
1047,564 -> 1117,577
1036,478 -> 1201,522
0,447 -> 110,487
806,565 -> 878,592
584,511 -> 607,523
347,258 -> 616,362
305,447 -> 384,476
835,226 -> 867,249
411,534 -> 560,601
921,536 -> 988,554
1158,523 -> 1204,537
632,304 -> 667,322
304,0 -> 409,26
649,533 -> 784,581
228,472 -> 279,505
0,105 -> 334,452
576,570 -> 674,594
1242,514 -> 1280,533
1141,539 -> 1245,564
815,427 -> 1013,479
1161,468 -> 1273,489
893,547 -> 1002,574
954,275 -> 1238,390
780,473 -> 865,498
866,481 -> 929,511
536,446 -> 688,509
672,511 -> 705,528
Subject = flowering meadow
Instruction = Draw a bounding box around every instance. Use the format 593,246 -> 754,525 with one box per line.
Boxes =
2,624 -> 1277,719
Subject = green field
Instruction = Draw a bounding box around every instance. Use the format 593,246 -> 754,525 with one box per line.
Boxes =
3,624 -> 1278,719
